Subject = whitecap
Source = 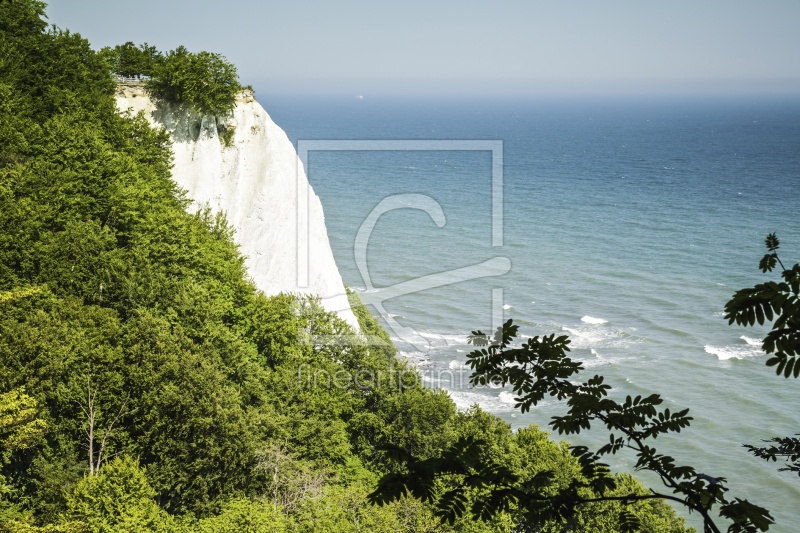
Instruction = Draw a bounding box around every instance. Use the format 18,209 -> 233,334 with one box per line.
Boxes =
704,344 -> 763,360
503,304 -> 513,310
498,391 -> 517,405
561,324 -> 637,350
740,335 -> 762,347
581,315 -> 608,325
582,350 -> 612,369
443,390 -> 520,412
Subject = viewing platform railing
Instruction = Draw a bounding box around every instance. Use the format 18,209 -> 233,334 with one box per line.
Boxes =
115,76 -> 150,83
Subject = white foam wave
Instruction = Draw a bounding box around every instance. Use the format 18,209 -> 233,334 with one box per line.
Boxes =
498,391 -> 517,405
414,331 -> 469,346
582,350 -> 611,369
503,304 -> 513,310
444,389 -> 534,413
740,335 -> 762,347
561,325 -> 635,350
704,344 -> 763,360
448,359 -> 467,370
388,330 -> 471,353
581,315 -> 608,325
397,350 -> 432,365
444,390 -> 508,412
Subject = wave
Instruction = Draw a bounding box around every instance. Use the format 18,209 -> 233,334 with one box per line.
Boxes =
498,391 -> 517,405
503,304 -> 513,310
581,315 -> 608,325
581,348 -> 613,369
352,286 -> 381,294
387,329 -> 472,354
444,389 -> 532,413
448,359 -> 467,370
421,331 -> 471,346
740,335 -> 762,347
704,344 -> 763,360
705,335 -> 767,360
560,324 -> 637,350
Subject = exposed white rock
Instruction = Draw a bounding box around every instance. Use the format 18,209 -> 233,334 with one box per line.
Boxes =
115,83 -> 358,329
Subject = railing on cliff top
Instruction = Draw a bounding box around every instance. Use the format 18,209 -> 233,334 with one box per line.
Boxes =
115,75 -> 150,83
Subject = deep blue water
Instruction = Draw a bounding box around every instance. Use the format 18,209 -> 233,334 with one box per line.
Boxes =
261,92 -> 800,530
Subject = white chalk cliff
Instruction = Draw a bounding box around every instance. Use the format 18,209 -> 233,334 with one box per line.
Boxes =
115,83 -> 358,329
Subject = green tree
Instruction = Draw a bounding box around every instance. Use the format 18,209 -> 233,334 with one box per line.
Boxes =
0,386 -> 46,526
192,498 -> 287,533
0,387 -> 46,457
347,288 -> 397,361
65,456 -> 174,533
100,42 -> 163,79
146,46 -> 240,115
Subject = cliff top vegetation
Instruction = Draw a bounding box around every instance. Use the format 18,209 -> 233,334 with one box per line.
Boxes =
101,41 -> 241,115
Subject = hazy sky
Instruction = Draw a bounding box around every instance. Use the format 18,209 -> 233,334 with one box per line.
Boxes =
45,0 -> 800,96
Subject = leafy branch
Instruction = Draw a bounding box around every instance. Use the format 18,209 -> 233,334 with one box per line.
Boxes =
370,321 -> 773,532
725,234 -> 800,473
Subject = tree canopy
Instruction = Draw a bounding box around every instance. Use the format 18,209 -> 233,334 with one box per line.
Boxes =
99,42 -> 163,80
99,40 -> 240,116
145,45 -> 241,116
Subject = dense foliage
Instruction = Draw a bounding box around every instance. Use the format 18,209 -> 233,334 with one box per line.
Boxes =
0,1 -> 692,531
145,46 -> 241,116
99,39 -> 240,116
99,42 -> 162,80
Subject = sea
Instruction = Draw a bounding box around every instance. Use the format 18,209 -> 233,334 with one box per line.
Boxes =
261,91 -> 800,530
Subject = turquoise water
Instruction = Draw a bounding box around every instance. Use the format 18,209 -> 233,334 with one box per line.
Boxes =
264,93 -> 800,530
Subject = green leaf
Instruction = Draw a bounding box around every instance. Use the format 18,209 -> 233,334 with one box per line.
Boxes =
765,233 -> 780,252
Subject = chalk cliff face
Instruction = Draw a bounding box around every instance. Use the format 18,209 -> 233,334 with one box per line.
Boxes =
115,84 -> 358,329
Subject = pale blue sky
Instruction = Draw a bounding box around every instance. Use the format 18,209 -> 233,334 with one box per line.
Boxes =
46,0 -> 800,96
